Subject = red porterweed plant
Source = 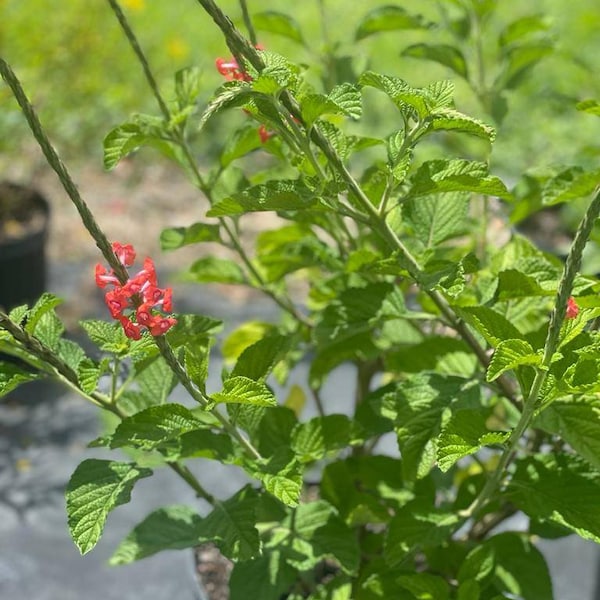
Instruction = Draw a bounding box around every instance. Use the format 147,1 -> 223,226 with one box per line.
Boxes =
3,1 -> 600,599
95,242 -> 176,339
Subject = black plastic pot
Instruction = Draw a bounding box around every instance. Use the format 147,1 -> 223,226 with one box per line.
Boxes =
0,182 -> 50,311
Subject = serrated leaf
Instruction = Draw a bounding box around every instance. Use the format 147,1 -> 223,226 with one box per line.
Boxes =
212,376 -> 276,406
110,505 -> 204,564
437,409 -> 509,472
77,358 -> 104,394
160,222 -> 220,251
253,11 -> 305,44
535,401 -> 600,470
220,123 -> 264,167
0,362 -> 39,398
403,191 -> 470,247
32,310 -> 64,350
57,338 -> 86,372
25,292 -> 62,335
207,179 -> 318,217
428,108 -> 496,142
135,356 -> 178,408
232,332 -> 289,380
541,166 -> 600,206
80,319 -> 129,354
291,414 -> 353,463
8,304 -> 29,325
385,505 -> 459,566
409,159 -> 511,199
198,485 -> 261,560
174,66 -> 202,109
455,306 -> 525,346
66,459 -> 153,554
185,256 -> 246,284
486,339 -> 540,381
110,404 -> 205,451
222,321 -> 275,364
328,83 -> 363,120
402,43 -> 468,79
355,5 -> 434,40
198,81 -> 254,132
507,454 -> 600,543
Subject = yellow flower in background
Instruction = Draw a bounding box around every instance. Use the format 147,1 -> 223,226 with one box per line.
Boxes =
121,0 -> 145,11
166,37 -> 190,61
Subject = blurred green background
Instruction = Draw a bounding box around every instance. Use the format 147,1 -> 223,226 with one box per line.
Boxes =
1,0 -> 600,178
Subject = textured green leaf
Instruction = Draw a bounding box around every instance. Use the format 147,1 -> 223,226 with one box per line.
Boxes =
409,159 -> 511,199
437,409 -> 509,471
404,192 -> 469,247
185,256 -> 246,285
66,459 -> 153,554
198,81 -> 254,132
174,66 -> 202,109
212,376 -> 276,406
507,454 -> 600,542
110,505 -> 203,564
291,414 -> 354,462
77,358 -> 105,394
80,320 -> 129,354
253,11 -> 305,44
110,404 -> 205,451
383,373 -> 477,481
135,356 -> 178,407
535,401 -> 600,470
542,166 -> 600,206
458,544 -> 496,584
0,362 -> 39,398
24,292 -> 62,334
222,321 -> 275,364
8,304 -> 29,325
397,573 -> 450,600
220,123 -> 265,167
328,83 -> 363,120
198,485 -> 261,560
402,43 -> 468,78
428,108 -> 496,141
355,5 -> 433,40
56,338 -> 86,372
385,505 -> 459,566
207,179 -> 318,217
455,306 -> 524,346
160,222 -> 220,251
232,332 -> 289,380
486,339 -> 540,381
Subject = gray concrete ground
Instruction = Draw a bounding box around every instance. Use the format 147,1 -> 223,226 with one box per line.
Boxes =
0,263 -> 599,599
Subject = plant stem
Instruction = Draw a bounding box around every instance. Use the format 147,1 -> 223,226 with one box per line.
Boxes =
238,0 -> 257,46
465,187 -> 600,518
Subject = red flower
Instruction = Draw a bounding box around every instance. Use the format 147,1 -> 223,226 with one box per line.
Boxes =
95,243 -> 176,338
258,124 -> 274,144
215,57 -> 251,82
566,296 -> 579,320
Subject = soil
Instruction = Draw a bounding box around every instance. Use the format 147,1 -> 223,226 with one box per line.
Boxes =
195,544 -> 233,600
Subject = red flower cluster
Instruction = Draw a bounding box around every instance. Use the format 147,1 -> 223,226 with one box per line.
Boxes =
566,296 -> 579,320
95,242 -> 177,340
215,48 -> 274,144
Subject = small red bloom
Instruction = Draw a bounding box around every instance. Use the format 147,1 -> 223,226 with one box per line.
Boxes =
95,264 -> 119,289
112,242 -> 136,267
566,296 -> 579,320
215,57 -> 251,82
136,303 -> 154,326
258,124 -> 274,144
148,316 -> 178,336
104,288 -> 130,319
118,316 -> 142,340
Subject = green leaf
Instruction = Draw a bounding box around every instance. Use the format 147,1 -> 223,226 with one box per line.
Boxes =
66,459 -> 153,555
355,5 -> 433,40
212,376 -> 276,406
198,81 -> 254,132
385,505 -> 459,566
198,485 -> 261,561
497,42 -> 554,90
397,573 -> 450,600
110,505 -> 203,564
33,310 -> 65,350
110,404 -> 205,451
80,319 -> 129,354
174,66 -> 202,109
220,123 -> 264,167
458,544 -> 496,584
498,15 -> 551,49
402,43 -> 468,79
222,321 -> 275,364
8,304 -> 29,325
160,222 -> 220,251
135,356 -> 178,407
576,99 -> 600,117
486,339 -> 540,381
291,414 -> 354,462
541,166 -> 600,206
103,114 -> 176,170
0,362 -> 39,398
428,108 -> 496,142
507,454 -> 600,543
77,358 -> 105,394
482,532 -> 553,600
253,11 -> 305,44
454,306 -> 524,346
437,409 -> 509,472
57,338 -> 86,372
383,373 -> 478,481
232,333 -> 289,380
403,192 -> 470,247
409,159 -> 511,199
328,83 -> 363,120
185,256 -> 246,284
207,179 -> 318,217
535,401 -> 600,470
